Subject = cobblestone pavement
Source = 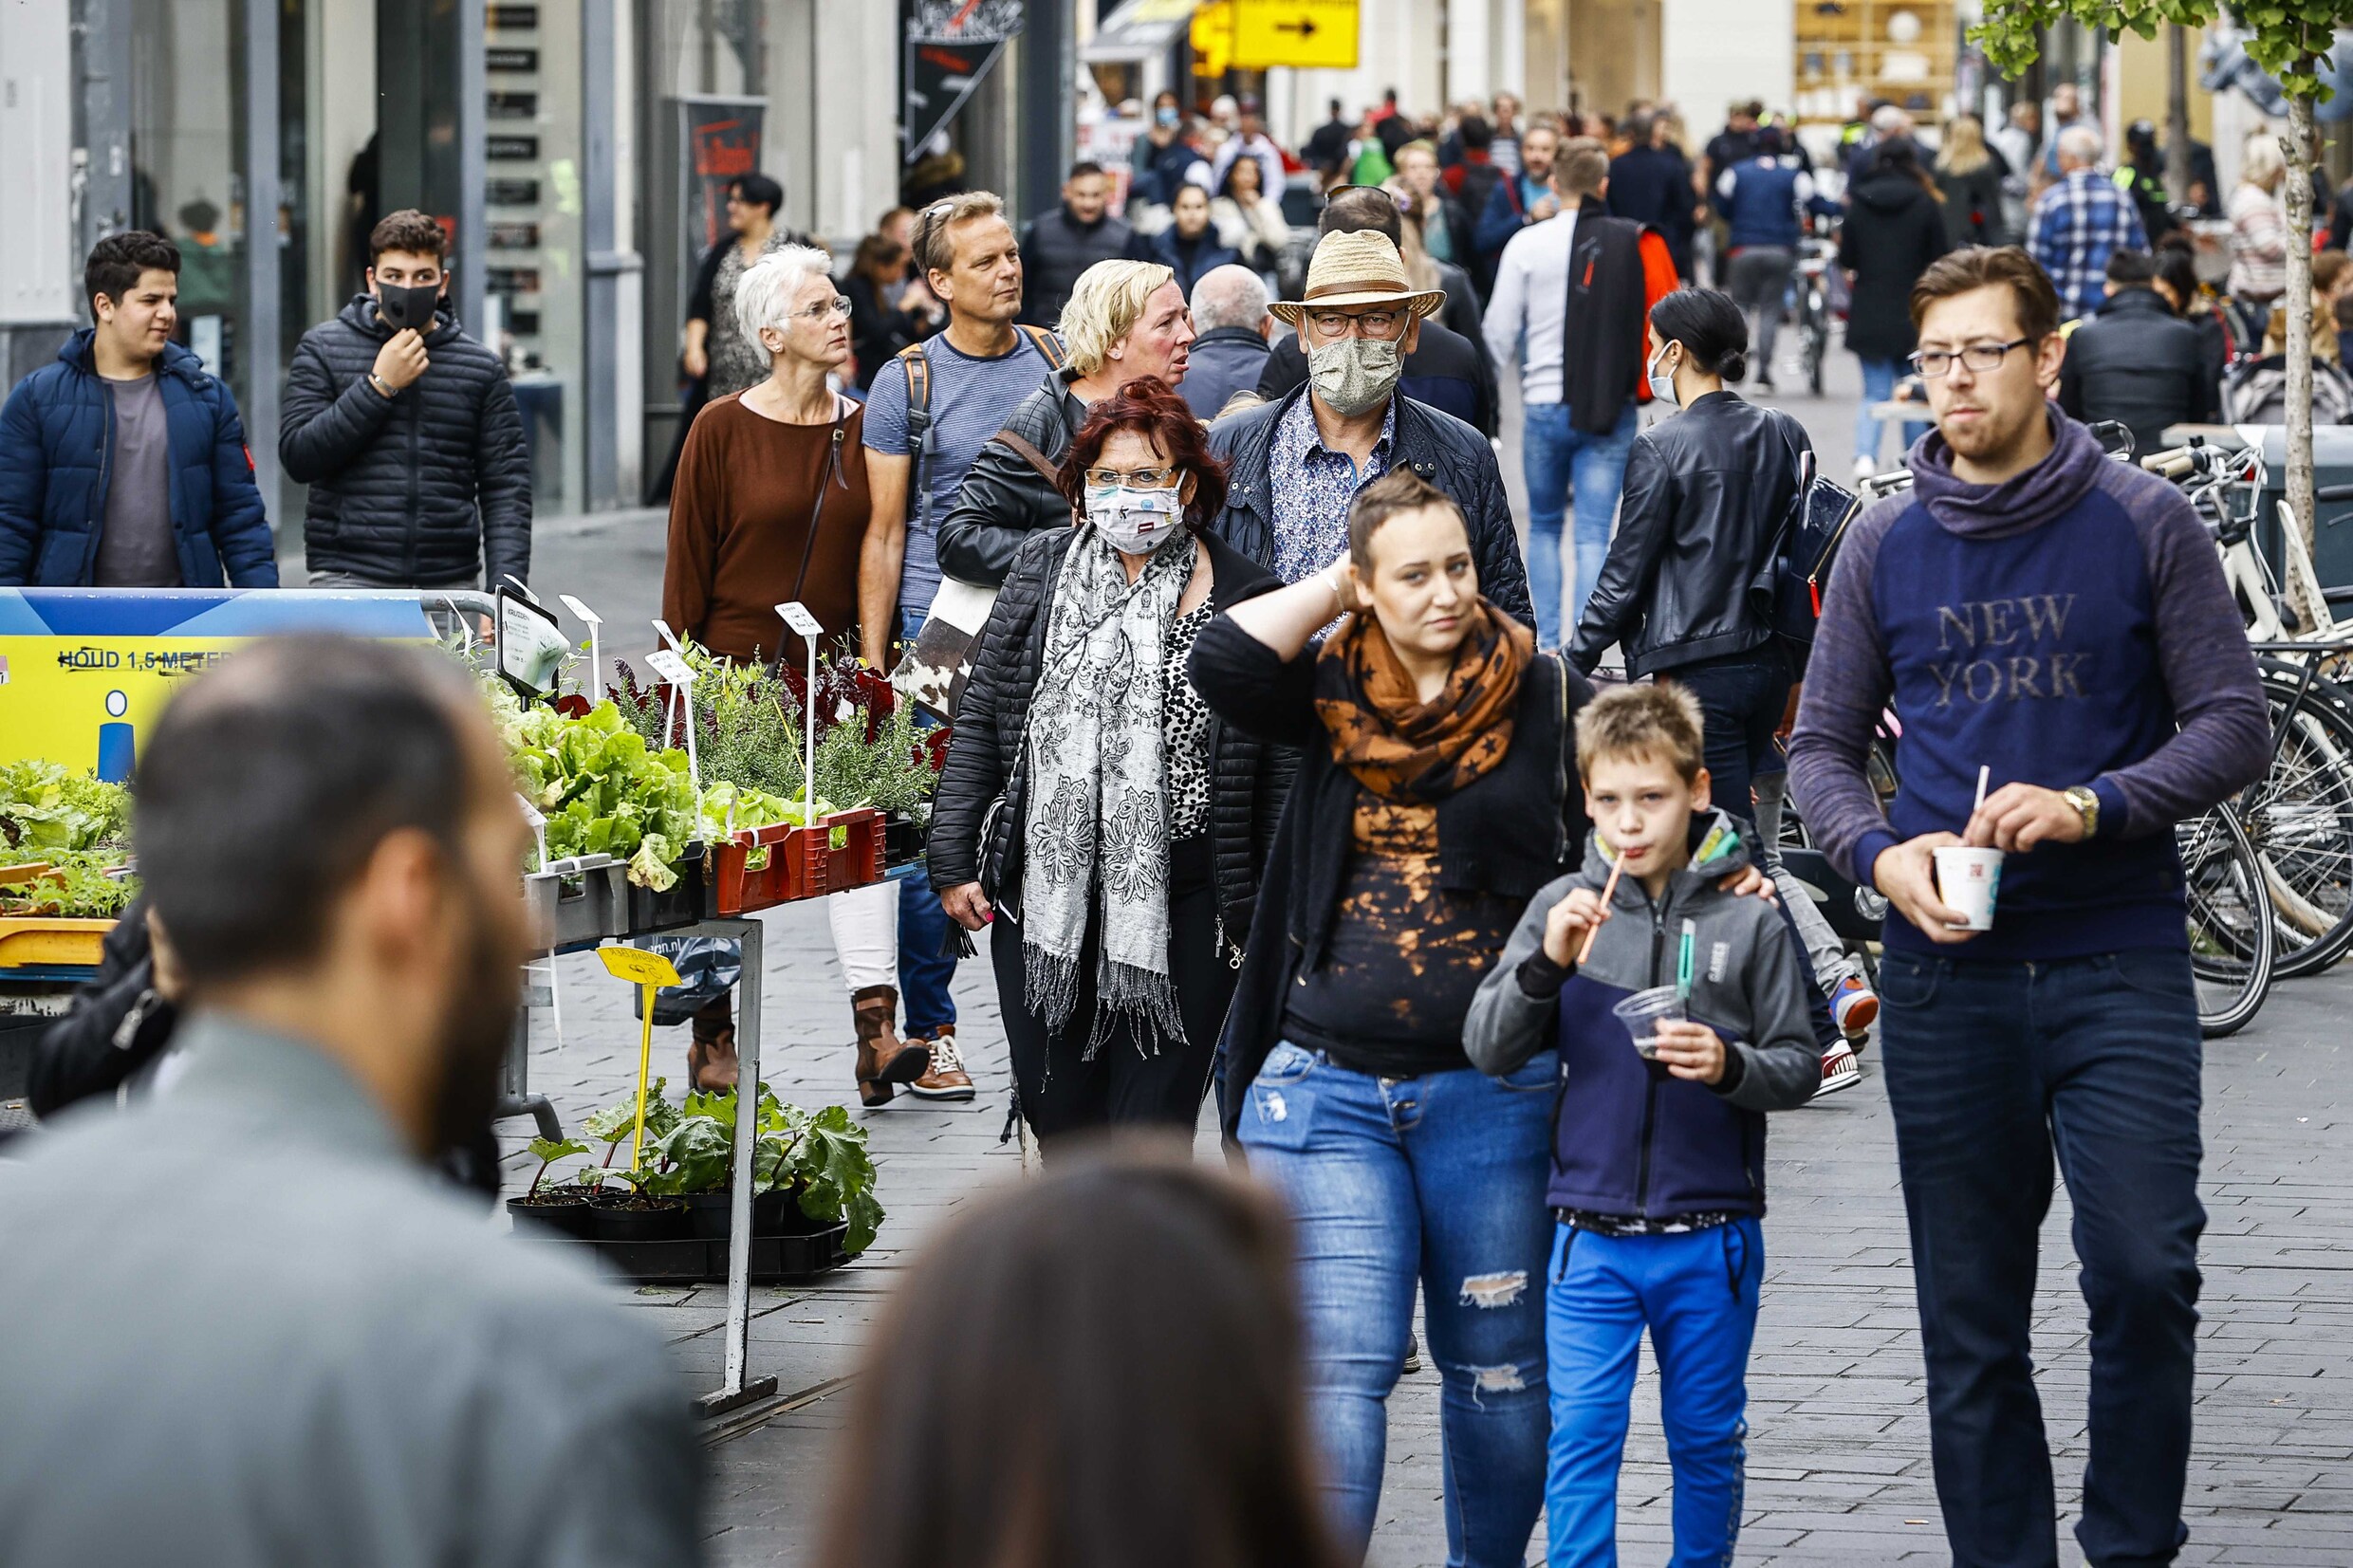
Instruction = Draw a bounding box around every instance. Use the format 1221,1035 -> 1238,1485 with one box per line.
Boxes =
516,352 -> 2352,1563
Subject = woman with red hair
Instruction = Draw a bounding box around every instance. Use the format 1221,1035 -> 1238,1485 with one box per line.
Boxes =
929,378 -> 1288,1147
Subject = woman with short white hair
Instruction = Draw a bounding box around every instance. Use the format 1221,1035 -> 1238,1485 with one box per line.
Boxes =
2228,133 -> 2290,307
661,247 -> 935,1106
937,257 -> 1198,584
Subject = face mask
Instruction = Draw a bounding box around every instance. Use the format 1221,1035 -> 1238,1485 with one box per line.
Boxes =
1157,107 -> 1180,129
376,281 -> 443,333
1087,484 -> 1184,555
1308,336 -> 1403,418
1646,345 -> 1680,408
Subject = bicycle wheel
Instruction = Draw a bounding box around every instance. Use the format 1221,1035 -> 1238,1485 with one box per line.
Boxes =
2178,802 -> 2273,1037
2246,662 -> 2353,977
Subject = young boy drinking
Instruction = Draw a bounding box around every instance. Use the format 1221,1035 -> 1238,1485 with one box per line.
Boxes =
1464,682 -> 1821,1567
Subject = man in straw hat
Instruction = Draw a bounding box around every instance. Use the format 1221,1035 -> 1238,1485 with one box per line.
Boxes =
1206,226 -> 1530,625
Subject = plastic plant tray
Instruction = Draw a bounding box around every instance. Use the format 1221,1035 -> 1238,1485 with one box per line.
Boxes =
710,808 -> 885,914
525,855 -> 629,951
623,840 -> 713,935
0,916 -> 117,971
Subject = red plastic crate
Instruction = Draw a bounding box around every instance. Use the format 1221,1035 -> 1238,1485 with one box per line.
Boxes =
712,807 -> 885,913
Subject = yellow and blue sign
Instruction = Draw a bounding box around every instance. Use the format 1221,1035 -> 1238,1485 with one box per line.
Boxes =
0,589 -> 437,779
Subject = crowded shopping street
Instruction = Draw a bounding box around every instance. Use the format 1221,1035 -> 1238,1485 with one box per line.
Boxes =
8,2 -> 2353,1565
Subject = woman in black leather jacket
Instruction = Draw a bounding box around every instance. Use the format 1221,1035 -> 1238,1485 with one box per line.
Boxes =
930,380 -> 1284,1148
1568,288 -> 1809,821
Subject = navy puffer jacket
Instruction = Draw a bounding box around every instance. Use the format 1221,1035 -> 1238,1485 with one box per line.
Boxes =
279,296 -> 531,587
0,331 -> 277,588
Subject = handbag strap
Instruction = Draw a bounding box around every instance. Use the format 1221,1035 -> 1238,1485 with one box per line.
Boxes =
786,393 -> 851,623
993,428 -> 1063,484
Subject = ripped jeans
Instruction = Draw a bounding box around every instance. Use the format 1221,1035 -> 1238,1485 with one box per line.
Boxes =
1545,1218 -> 1765,1568
1238,1042 -> 1555,1567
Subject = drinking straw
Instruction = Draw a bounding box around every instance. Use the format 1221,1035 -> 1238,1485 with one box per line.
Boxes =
1974,764 -> 1991,815
1578,854 -> 1624,965
1677,918 -> 1696,1000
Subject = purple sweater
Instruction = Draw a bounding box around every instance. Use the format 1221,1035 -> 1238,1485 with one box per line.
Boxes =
1787,410 -> 2268,958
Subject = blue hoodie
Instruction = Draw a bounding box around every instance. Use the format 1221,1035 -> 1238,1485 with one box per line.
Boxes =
1787,410 -> 2267,959
1465,810 -> 1821,1222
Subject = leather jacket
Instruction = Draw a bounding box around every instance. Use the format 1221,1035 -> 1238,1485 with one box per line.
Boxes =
935,369 -> 1085,587
2056,286 -> 2221,461
1569,390 -> 1805,676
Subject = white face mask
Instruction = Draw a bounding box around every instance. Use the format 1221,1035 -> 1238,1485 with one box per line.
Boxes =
1086,483 -> 1185,555
1646,343 -> 1681,408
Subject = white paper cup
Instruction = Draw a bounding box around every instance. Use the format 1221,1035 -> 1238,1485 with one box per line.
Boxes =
1611,986 -> 1685,1059
1932,846 -> 2004,932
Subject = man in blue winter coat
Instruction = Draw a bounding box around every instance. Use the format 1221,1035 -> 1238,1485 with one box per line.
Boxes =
0,231 -> 277,589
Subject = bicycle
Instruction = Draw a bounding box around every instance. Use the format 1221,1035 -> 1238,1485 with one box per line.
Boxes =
1791,232 -> 1838,397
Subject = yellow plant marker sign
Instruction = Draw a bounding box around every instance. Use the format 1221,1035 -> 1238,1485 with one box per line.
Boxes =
597,945 -> 683,1172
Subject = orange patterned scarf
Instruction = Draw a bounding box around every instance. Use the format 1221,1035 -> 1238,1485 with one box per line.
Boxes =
1313,600 -> 1534,802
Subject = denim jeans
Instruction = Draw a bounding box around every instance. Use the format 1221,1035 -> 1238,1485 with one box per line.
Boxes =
1854,357 -> 1931,470
1522,399 -> 1639,648
1878,950 -> 2205,1568
1660,649 -> 1791,828
1239,1042 -> 1557,1567
1546,1218 -> 1765,1568
899,609 -> 958,1035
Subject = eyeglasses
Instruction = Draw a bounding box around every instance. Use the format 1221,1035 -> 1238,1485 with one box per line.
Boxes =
792,297 -> 854,323
1306,308 -> 1404,341
1908,337 -> 2034,378
1084,466 -> 1180,489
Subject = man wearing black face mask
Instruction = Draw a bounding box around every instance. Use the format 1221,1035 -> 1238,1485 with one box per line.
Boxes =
0,636 -> 700,1564
281,209 -> 531,590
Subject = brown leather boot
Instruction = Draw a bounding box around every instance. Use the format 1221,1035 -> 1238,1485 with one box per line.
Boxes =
853,985 -> 930,1108
907,1024 -> 975,1101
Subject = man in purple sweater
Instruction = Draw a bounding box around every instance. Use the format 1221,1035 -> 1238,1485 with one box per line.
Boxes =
1788,246 -> 2267,1568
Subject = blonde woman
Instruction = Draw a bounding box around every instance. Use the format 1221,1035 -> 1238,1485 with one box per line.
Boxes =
1933,114 -> 2006,248
937,258 -> 1196,585
2229,133 -> 2289,305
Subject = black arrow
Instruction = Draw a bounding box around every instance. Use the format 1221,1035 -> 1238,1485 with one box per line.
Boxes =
1273,18 -> 1319,36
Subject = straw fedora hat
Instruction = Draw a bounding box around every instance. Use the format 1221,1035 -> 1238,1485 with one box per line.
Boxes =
1269,230 -> 1446,327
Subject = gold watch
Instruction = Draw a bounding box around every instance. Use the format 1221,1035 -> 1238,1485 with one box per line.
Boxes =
2063,784 -> 2100,839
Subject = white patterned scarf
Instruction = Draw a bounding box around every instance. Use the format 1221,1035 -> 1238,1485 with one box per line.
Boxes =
1021,526 -> 1193,1056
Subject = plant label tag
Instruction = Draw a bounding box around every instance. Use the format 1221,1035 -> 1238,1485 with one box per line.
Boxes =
776,600 -> 824,639
557,594 -> 601,629
646,649 -> 696,688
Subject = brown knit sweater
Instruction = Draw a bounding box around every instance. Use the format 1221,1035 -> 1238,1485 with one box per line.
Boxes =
661,393 -> 870,664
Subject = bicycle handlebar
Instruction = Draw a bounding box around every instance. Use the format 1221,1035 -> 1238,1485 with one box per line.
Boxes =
2316,483 -> 2353,503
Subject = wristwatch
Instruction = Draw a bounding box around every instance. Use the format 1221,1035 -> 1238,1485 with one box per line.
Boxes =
2063,784 -> 2100,839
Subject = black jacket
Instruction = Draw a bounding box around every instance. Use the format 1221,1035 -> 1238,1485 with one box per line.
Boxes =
935,369 -> 1086,587
847,273 -> 936,391
1934,161 -> 2007,248
1254,315 -> 1499,437
2057,287 -> 2221,459
1570,391 -> 1807,676
1837,171 -> 1952,361
280,296 -> 532,587
1188,615 -> 1593,1135
1148,230 -> 1246,297
1205,384 -> 1532,627
28,895 -> 176,1119
1021,206 -> 1138,329
1607,144 -> 1698,275
929,527 -> 1289,949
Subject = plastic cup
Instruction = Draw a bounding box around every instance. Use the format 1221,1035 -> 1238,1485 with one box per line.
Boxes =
1932,845 -> 2005,932
1611,986 -> 1685,1059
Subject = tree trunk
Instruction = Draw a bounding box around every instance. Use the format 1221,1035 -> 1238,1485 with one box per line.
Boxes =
2284,93 -> 2321,629
2166,25 -> 2191,201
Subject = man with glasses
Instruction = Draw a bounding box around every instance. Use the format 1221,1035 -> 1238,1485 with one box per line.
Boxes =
1254,188 -> 1497,436
1788,246 -> 2266,1568
1208,229 -> 1529,623
1485,137 -> 1680,647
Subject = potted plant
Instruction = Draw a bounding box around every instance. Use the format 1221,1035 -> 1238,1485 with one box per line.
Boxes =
579,1082 -> 690,1242
504,1136 -> 595,1238
752,1101 -> 883,1256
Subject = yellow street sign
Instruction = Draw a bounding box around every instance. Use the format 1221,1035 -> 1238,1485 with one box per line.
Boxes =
1191,0 -> 1233,78
596,943 -> 682,988
1232,0 -> 1358,69
597,943 -> 684,1173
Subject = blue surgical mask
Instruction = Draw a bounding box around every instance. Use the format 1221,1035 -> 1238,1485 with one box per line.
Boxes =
1646,343 -> 1680,408
1157,107 -> 1180,129
1085,484 -> 1184,555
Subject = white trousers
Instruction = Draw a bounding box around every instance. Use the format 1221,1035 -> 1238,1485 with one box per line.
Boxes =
826,879 -> 899,994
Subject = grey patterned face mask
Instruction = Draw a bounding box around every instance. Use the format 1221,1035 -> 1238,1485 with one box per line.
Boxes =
1307,336 -> 1403,417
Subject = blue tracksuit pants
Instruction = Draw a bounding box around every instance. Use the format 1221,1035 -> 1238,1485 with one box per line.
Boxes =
1545,1218 -> 1765,1567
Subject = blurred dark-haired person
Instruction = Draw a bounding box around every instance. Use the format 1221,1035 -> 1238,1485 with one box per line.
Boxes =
819,1142 -> 1342,1568
2150,233 -> 2232,390
2057,249 -> 2220,459
0,637 -> 699,1566
279,208 -> 530,590
930,379 -> 1282,1145
845,231 -> 940,390
1789,245 -> 2267,1568
682,173 -> 809,401
0,231 -> 275,588
1019,159 -> 1135,331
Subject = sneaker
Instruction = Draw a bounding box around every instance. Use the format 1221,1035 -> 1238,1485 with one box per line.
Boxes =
1755,376 -> 1777,396
1830,975 -> 1879,1040
1852,454 -> 1879,483
907,1027 -> 976,1101
1815,1040 -> 1861,1098
1402,1331 -> 1422,1374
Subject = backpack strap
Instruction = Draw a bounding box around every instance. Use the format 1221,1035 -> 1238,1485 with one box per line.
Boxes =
1017,323 -> 1070,374
895,341 -> 933,531
991,429 -> 1062,484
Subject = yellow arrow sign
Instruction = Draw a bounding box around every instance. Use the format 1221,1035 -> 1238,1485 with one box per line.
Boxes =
596,943 -> 682,988
1191,0 -> 1233,78
1232,0 -> 1358,69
